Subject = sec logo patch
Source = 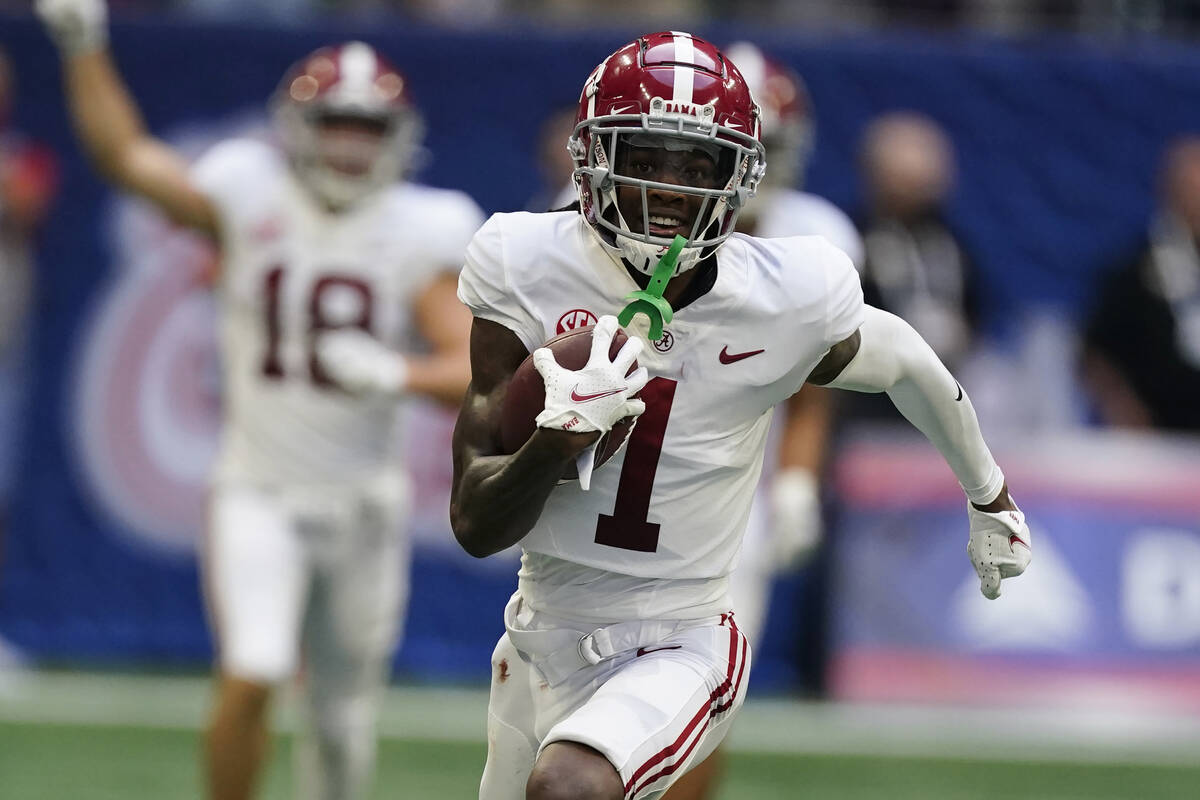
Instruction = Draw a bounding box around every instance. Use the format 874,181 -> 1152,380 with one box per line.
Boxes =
556,308 -> 598,334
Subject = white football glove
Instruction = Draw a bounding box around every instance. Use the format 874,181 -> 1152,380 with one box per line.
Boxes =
769,468 -> 822,569
36,0 -> 109,56
315,328 -> 408,396
534,315 -> 648,435
967,502 -> 1032,600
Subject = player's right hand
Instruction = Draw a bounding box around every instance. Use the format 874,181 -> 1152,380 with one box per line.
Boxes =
533,315 -> 648,435
315,328 -> 408,396
35,0 -> 108,56
966,502 -> 1032,599
770,468 -> 822,568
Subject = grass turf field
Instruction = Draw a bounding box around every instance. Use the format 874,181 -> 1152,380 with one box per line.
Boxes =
1,672 -> 1198,798
2,722 -> 1199,799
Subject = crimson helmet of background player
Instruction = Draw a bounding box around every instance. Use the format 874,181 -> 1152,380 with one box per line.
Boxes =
723,41 -> 814,192
270,41 -> 423,209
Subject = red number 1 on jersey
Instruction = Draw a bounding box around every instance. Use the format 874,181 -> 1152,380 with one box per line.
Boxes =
594,377 -> 677,553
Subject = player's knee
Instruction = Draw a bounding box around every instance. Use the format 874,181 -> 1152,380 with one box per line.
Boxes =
526,742 -> 623,800
217,674 -> 273,719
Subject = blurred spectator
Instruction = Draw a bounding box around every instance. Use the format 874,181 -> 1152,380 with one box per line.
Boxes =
857,111 -> 981,373
1082,136 -> 1200,430
0,47 -> 59,664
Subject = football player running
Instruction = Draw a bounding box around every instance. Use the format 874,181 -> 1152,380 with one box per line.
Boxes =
662,41 -> 866,800
453,32 -> 1030,800
37,2 -> 483,799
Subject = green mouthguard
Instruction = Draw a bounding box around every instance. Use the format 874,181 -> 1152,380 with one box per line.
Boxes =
617,235 -> 684,341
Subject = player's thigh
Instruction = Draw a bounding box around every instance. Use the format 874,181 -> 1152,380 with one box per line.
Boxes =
543,622 -> 751,800
204,485 -> 309,683
480,634 -> 540,800
303,494 -> 408,685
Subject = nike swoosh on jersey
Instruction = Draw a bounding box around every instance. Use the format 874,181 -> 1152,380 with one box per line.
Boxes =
570,386 -> 626,402
718,346 -> 765,364
636,645 -> 683,657
1009,533 -> 1030,550
955,381 -> 963,401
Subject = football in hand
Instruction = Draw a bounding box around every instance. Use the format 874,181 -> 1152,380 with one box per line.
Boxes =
498,324 -> 639,480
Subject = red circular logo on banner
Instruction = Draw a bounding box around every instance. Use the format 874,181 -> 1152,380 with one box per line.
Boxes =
556,308 -> 598,334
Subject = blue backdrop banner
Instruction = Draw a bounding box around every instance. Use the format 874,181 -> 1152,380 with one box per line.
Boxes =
3,16 -> 1200,689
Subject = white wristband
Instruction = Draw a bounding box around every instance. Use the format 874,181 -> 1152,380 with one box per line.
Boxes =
384,354 -> 409,395
963,464 -> 1005,506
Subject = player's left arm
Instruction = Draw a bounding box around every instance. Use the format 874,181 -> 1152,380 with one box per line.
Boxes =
314,270 -> 472,407
406,270 -> 474,406
808,305 -> 1032,599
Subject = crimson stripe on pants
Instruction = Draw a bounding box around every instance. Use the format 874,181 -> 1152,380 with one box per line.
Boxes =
623,620 -> 748,798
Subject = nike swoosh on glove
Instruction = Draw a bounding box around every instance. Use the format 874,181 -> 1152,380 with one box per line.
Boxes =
967,502 -> 1032,599
36,0 -> 109,55
315,328 -> 407,395
533,315 -> 648,435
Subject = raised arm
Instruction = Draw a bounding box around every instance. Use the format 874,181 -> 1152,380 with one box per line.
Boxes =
37,0 -> 218,235
808,304 -> 1032,598
406,272 -> 476,405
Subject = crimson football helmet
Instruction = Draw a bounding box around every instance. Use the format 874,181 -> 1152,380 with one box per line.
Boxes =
271,41 -> 422,209
570,32 -> 767,276
723,42 -> 814,191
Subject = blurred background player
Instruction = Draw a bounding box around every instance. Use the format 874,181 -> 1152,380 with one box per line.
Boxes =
0,45 -> 59,668
722,39 -> 864,643
1082,136 -> 1200,431
856,111 -> 981,376
662,41 -> 865,800
36,1 -> 483,799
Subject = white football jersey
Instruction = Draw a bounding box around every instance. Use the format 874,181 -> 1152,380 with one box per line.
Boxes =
750,189 -> 864,268
750,188 -> 864,482
192,138 -> 484,487
458,212 -> 863,621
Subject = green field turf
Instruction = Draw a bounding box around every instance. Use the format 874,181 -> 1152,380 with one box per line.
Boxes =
2,720 -> 1198,800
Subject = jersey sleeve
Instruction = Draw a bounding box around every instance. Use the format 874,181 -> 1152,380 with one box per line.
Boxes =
820,207 -> 865,270
423,191 -> 486,270
457,214 -> 545,352
822,241 -> 866,349
190,138 -> 276,241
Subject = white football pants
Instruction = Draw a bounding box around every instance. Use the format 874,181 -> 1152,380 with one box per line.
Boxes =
204,476 -> 410,800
